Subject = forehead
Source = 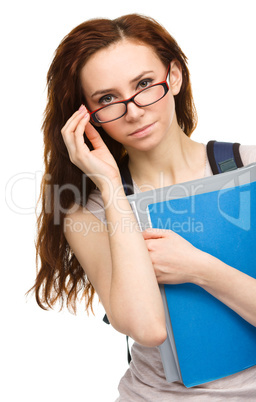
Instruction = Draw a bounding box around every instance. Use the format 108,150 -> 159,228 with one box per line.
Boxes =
80,40 -> 164,94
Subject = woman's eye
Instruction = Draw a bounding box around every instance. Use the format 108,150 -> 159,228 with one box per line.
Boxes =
138,79 -> 153,90
100,95 -> 115,105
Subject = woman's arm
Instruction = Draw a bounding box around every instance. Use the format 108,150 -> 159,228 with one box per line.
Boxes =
197,251 -> 256,327
103,183 -> 167,344
65,205 -> 167,347
143,229 -> 256,327
62,107 -> 167,347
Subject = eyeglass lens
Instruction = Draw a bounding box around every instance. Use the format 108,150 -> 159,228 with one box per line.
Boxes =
94,84 -> 166,123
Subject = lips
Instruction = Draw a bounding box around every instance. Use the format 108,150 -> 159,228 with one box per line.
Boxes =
128,123 -> 155,137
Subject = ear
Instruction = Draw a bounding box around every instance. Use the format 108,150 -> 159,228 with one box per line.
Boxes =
169,60 -> 183,96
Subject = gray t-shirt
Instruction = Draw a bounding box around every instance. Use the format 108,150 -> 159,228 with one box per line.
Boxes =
86,145 -> 256,401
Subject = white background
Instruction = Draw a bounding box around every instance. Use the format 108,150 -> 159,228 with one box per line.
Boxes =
2,1 -> 255,401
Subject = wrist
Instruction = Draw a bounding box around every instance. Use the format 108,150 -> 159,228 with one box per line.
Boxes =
101,177 -> 126,205
190,250 -> 216,287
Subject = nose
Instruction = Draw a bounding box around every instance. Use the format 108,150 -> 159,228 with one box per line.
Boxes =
125,101 -> 145,122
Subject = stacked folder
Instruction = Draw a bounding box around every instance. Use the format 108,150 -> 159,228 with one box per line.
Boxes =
128,163 -> 256,387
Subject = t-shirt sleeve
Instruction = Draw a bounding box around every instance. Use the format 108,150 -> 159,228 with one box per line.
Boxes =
240,145 -> 256,165
85,189 -> 107,224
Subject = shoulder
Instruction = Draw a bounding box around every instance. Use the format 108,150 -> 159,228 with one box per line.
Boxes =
63,204 -> 113,322
239,144 -> 256,165
64,204 -> 107,242
64,204 -> 110,281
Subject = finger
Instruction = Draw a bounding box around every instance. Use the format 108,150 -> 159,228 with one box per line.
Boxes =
61,106 -> 88,135
61,110 -> 81,132
61,109 -> 89,159
61,126 -> 77,157
144,239 -> 155,251
61,114 -> 85,154
73,112 -> 91,151
142,228 -> 166,240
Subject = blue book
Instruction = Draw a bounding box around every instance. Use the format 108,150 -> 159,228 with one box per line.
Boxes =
128,164 -> 256,387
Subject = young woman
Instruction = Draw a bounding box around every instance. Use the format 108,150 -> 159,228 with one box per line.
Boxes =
31,14 -> 256,400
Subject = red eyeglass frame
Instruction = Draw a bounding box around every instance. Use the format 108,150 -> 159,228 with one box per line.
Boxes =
89,65 -> 170,124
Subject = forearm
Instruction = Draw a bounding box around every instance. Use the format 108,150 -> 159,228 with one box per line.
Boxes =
194,251 -> 256,327
102,181 -> 166,345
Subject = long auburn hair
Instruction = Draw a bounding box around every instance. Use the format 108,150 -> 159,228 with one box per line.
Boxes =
28,14 -> 198,314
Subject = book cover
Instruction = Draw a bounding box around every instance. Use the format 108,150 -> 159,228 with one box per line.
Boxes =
128,164 -> 256,387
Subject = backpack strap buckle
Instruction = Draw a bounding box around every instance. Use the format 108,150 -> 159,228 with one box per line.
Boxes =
207,140 -> 243,174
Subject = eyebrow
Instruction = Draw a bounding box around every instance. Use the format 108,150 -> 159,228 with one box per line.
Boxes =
91,70 -> 154,98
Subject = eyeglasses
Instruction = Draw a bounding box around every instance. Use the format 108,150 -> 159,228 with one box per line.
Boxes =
89,65 -> 170,124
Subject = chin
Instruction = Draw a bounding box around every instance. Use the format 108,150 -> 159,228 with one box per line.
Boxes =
130,137 -> 163,153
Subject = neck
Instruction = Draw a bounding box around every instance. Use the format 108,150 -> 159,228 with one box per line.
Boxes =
126,123 -> 205,189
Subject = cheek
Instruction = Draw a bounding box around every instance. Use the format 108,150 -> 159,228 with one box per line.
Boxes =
100,121 -> 122,141
156,92 -> 176,126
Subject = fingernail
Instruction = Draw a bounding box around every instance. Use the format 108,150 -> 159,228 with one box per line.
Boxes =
79,104 -> 86,112
82,111 -> 89,119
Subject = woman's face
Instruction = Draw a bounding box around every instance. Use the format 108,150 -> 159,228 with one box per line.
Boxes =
80,39 -> 182,152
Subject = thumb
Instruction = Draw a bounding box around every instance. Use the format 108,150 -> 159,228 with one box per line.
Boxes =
84,121 -> 107,150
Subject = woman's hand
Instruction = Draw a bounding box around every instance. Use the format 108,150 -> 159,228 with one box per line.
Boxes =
61,105 -> 121,191
142,228 -> 204,285
143,228 -> 256,326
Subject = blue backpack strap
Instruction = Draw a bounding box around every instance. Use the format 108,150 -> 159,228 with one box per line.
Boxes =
103,314 -> 110,324
206,140 -> 243,175
102,314 -> 132,363
119,154 -> 134,196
